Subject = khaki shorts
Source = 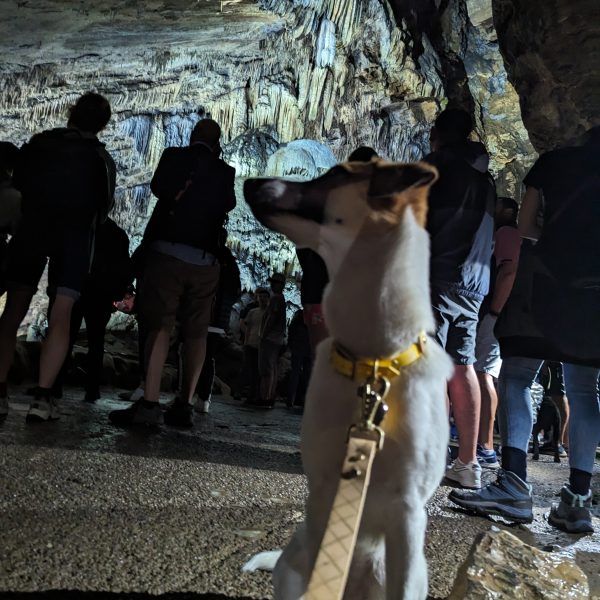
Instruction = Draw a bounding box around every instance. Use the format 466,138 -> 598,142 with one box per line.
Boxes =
140,251 -> 219,339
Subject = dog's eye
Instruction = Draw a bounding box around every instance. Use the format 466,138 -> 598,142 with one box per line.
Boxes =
334,218 -> 344,224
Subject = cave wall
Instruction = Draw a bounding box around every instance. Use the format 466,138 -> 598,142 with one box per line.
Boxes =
491,0 -> 600,152
0,0 -> 538,331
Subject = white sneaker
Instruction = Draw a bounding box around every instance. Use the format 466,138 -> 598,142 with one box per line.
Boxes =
195,398 -> 211,414
26,397 -> 60,422
0,396 -> 8,420
445,458 -> 482,489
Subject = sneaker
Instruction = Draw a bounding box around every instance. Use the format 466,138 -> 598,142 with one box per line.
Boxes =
477,444 -> 500,469
548,485 -> 594,534
0,396 -> 8,421
109,399 -> 163,427
448,469 -> 533,524
194,398 -> 211,414
557,444 -> 568,458
26,396 -> 60,422
445,459 -> 482,489
164,401 -> 193,428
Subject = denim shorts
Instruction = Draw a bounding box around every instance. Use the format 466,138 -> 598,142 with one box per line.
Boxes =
431,285 -> 482,365
7,221 -> 93,298
474,313 -> 502,378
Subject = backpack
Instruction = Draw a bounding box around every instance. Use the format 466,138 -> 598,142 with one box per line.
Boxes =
16,128 -> 110,227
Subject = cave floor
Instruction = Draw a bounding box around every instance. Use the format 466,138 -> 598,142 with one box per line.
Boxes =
0,388 -> 598,600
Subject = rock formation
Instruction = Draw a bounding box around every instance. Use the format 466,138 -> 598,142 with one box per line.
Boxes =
449,528 -> 590,600
0,0 -> 543,325
492,0 -> 600,152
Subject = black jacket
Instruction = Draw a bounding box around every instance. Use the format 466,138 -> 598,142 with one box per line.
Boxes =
144,144 -> 236,253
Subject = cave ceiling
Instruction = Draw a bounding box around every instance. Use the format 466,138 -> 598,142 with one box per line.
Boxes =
0,0 -> 539,316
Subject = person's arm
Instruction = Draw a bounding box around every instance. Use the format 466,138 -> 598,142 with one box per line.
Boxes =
489,227 -> 521,315
518,186 -> 542,241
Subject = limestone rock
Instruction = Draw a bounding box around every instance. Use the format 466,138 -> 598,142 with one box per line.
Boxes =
449,529 -> 590,600
492,0 -> 600,152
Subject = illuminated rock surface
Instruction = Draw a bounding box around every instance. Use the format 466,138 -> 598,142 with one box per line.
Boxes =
449,528 -> 590,600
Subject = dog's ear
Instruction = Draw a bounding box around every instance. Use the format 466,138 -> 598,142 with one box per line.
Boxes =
367,161 -> 438,226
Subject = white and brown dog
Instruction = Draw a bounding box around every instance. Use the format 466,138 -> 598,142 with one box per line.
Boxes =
244,160 -> 453,600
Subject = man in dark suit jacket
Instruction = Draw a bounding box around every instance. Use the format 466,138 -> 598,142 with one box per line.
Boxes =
110,119 -> 236,428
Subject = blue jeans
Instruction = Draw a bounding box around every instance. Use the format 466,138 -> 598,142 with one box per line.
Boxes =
498,357 -> 600,474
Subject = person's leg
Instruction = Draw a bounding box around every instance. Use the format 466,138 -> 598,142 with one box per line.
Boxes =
288,351 -> 301,407
448,364 -> 480,464
548,363 -> 599,533
555,394 -> 570,447
496,356 -> 544,480
562,364 -> 600,494
447,355 -> 543,523
143,328 -> 171,402
84,300 -> 112,399
0,286 -> 35,392
53,297 -> 84,396
38,292 -> 77,389
180,334 -> 209,404
477,372 -> 498,450
195,334 -> 216,402
248,346 -> 259,401
258,341 -> 277,406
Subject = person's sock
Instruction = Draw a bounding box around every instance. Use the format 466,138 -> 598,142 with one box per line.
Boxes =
0,381 -> 7,398
501,446 -> 527,481
569,468 -> 592,496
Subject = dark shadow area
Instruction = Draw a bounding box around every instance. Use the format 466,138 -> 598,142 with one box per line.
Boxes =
0,394 -> 303,475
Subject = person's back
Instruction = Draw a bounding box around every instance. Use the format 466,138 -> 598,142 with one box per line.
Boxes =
87,218 -> 131,301
523,142 -> 600,282
425,140 -> 496,298
15,124 -> 114,231
145,134 -> 235,256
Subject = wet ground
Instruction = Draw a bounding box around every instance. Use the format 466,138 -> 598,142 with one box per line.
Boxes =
0,388 -> 598,600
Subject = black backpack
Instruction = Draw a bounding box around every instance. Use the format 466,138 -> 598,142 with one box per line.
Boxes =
15,128 -> 110,227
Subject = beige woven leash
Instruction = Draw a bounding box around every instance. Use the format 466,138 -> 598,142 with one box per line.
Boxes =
306,334 -> 428,600
306,432 -> 379,599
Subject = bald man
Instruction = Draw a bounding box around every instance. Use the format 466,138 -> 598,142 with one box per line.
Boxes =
110,119 -> 236,428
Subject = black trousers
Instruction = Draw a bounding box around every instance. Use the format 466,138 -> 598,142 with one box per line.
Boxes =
55,294 -> 113,394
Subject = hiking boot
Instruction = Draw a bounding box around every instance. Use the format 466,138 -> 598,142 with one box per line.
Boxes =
477,444 -> 500,469
26,395 -> 60,423
445,459 -> 482,489
0,396 -> 8,421
548,485 -> 594,534
164,400 -> 194,428
109,399 -> 163,427
449,469 -> 533,523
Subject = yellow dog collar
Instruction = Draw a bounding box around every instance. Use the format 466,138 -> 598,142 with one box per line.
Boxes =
331,332 -> 428,382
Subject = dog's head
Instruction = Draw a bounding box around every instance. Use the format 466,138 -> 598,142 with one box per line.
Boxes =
244,160 -> 438,276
